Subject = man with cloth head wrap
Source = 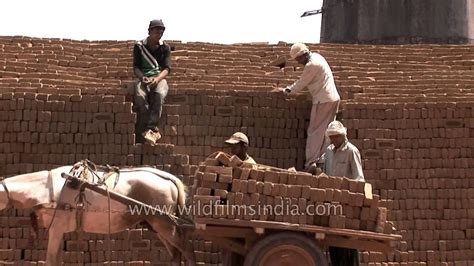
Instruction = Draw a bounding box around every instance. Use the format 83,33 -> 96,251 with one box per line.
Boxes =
321,120 -> 364,265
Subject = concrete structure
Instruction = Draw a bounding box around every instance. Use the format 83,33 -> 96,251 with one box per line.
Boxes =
321,0 -> 474,44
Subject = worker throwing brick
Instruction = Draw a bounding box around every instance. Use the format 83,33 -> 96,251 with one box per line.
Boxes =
133,19 -> 171,144
322,120 -> 363,266
225,132 -> 256,164
275,43 -> 340,170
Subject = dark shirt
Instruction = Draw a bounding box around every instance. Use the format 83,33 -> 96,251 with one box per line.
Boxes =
133,39 -> 171,76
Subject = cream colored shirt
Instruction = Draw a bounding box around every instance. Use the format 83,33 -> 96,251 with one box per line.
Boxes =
322,140 -> 364,181
288,53 -> 340,104
244,155 -> 257,164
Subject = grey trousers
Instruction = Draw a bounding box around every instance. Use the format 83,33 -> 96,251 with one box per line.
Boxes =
134,79 -> 169,138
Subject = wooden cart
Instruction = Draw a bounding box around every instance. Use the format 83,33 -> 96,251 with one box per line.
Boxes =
193,217 -> 402,266
61,172 -> 401,266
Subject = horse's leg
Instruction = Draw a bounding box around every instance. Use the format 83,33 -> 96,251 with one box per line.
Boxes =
46,226 -> 64,266
44,210 -> 77,266
155,233 -> 176,259
148,219 -> 196,266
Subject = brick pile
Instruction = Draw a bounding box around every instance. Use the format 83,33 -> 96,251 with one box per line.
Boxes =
0,36 -> 473,265
0,208 -> 174,265
0,91 -> 193,184
341,102 -> 474,265
1,37 -> 473,99
192,152 -> 393,234
160,89 -> 311,169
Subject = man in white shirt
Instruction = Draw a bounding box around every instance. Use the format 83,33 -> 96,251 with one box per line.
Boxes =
322,120 -> 363,265
276,43 -> 340,170
322,121 -> 364,181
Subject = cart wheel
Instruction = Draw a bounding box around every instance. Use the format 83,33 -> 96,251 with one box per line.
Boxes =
243,232 -> 327,266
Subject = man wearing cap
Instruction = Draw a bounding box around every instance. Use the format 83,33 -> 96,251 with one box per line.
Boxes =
133,19 -> 171,144
322,120 -> 363,266
322,120 -> 364,181
225,132 -> 256,164
274,43 -> 340,171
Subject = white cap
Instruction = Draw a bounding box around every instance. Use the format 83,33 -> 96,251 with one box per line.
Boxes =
225,132 -> 249,145
290,43 -> 310,59
326,121 -> 347,137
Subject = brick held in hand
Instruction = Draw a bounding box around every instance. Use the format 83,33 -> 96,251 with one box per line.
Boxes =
215,152 -> 231,166
228,155 -> 243,167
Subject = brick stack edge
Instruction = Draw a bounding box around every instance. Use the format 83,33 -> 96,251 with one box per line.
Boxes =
0,37 -> 473,265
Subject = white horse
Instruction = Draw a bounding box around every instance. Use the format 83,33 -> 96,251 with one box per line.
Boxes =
0,164 -> 195,266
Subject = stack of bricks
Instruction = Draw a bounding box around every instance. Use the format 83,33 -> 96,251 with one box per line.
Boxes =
2,37 -> 472,100
0,209 -> 174,265
1,36 -> 473,264
192,152 -> 394,234
0,91 -> 194,186
341,101 -> 474,265
160,89 -> 311,169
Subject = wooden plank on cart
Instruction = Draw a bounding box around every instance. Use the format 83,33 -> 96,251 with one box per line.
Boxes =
195,225 -> 255,238
194,218 -> 401,242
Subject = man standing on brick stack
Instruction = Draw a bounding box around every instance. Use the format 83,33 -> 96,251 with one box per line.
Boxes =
133,19 -> 171,144
322,120 -> 364,265
274,43 -> 340,172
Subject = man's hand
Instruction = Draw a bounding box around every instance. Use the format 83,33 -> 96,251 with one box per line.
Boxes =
141,76 -> 151,84
148,76 -> 161,89
271,87 -> 291,95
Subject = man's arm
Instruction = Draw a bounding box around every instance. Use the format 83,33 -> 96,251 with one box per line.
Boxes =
286,64 -> 318,94
350,149 -> 365,181
133,44 -> 146,81
151,44 -> 171,84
